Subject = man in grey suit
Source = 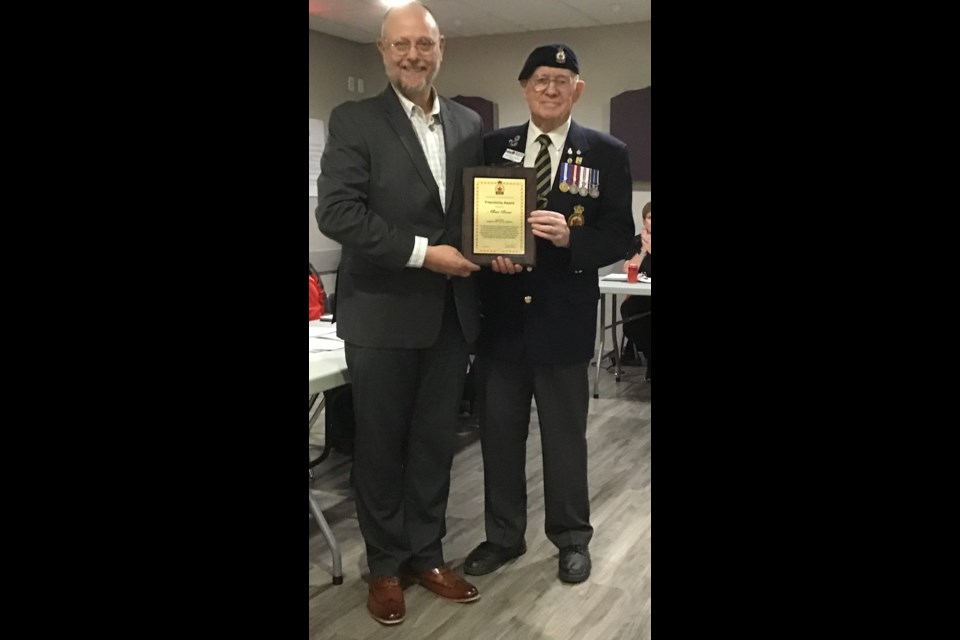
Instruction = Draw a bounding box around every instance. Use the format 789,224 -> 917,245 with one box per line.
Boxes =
315,1 -> 483,627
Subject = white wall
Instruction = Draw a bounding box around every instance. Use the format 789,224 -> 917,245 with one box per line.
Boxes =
309,22 -> 652,290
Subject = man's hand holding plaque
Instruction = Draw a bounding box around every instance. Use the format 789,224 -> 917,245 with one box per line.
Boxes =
423,245 -> 481,278
488,207 -> 569,275
490,255 -> 524,274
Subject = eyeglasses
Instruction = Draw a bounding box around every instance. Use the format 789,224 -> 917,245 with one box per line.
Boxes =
530,74 -> 576,93
387,38 -> 438,55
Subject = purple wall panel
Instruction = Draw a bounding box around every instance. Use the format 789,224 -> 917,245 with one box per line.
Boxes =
451,95 -> 498,133
610,87 -> 651,183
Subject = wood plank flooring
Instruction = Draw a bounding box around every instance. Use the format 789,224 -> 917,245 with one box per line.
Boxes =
309,363 -> 650,640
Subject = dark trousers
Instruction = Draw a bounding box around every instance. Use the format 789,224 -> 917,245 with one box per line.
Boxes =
344,290 -> 470,576
477,355 -> 593,550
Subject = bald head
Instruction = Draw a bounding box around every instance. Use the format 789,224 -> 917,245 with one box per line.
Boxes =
378,1 -> 444,108
381,2 -> 438,39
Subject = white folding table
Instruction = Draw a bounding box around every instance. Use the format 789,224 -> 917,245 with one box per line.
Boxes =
594,275 -> 651,398
308,321 -> 349,584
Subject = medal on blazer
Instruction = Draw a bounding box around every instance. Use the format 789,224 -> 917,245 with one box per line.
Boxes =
559,162 -> 571,193
569,164 -> 580,195
577,166 -> 590,197
589,167 -> 600,198
569,204 -> 585,227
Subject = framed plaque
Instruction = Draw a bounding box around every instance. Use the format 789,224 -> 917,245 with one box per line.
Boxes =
462,166 -> 537,267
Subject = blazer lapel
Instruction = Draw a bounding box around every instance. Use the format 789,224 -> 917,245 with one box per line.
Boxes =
380,87 -> 444,214
496,125 -> 528,167
440,98 -> 459,213
556,121 -> 591,192
562,121 -> 591,172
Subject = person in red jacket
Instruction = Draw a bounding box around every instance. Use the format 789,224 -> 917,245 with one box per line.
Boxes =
309,263 -> 326,321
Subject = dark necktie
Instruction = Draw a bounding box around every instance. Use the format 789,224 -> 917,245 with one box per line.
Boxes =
534,134 -> 552,209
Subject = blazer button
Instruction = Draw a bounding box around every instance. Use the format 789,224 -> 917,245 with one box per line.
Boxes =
523,296 -> 533,304
526,266 -> 533,272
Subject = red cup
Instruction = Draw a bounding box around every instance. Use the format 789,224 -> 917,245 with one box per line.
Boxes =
627,263 -> 639,283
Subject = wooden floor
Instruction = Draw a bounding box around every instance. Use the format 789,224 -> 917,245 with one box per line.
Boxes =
309,362 -> 650,640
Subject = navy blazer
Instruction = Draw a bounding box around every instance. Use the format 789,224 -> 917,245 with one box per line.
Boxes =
316,86 -> 484,348
478,121 -> 635,364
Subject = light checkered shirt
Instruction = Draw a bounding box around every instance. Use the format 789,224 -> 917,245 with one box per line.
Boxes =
394,87 -> 447,210
393,86 -> 447,268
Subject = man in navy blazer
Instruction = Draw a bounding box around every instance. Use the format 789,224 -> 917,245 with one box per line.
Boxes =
316,1 -> 482,626
464,44 -> 635,584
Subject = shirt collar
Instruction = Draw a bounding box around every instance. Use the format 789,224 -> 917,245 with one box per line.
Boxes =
526,117 -> 571,152
392,85 -> 441,122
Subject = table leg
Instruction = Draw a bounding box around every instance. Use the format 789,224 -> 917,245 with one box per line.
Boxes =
612,293 -> 622,381
594,293 -> 606,399
308,394 -> 330,477
309,489 -> 343,585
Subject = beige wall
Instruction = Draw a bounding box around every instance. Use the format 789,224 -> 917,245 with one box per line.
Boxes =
309,23 -> 651,282
436,23 -> 650,134
308,31 -> 383,281
308,31 -> 383,124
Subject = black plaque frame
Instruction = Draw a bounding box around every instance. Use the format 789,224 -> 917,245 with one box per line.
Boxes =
462,166 -> 537,267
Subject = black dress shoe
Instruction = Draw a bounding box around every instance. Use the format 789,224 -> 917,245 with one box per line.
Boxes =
558,545 -> 591,583
464,541 -> 526,576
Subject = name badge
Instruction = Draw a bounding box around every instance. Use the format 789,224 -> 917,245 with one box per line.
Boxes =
502,149 -> 524,163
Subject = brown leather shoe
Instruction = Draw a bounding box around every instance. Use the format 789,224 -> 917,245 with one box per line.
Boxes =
367,576 -> 405,625
411,566 -> 480,602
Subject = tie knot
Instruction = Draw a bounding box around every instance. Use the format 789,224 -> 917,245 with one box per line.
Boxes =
536,134 -> 551,148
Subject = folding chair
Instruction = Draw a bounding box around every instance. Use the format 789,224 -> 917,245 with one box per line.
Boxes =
308,283 -> 343,584
309,392 -> 344,585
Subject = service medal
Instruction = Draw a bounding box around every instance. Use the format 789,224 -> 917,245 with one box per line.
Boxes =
577,166 -> 589,197
558,162 -> 571,192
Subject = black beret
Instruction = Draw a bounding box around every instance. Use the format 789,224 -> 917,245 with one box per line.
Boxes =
518,44 -> 579,81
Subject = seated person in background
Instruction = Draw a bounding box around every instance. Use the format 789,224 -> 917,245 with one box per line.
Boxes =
620,201 -> 651,379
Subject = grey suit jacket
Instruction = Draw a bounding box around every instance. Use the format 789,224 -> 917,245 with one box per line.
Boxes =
316,86 -> 484,348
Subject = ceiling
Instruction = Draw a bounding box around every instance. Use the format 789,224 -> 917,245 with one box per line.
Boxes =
308,0 -> 651,44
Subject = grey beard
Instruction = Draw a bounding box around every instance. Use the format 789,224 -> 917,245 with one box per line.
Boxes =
395,73 -> 436,101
